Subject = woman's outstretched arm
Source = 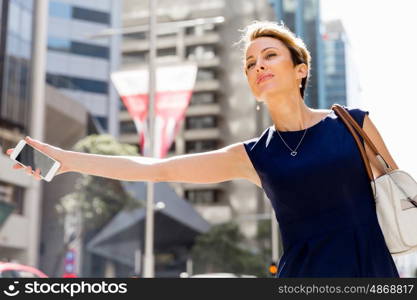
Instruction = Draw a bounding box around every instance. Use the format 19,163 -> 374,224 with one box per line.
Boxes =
66,142 -> 253,183
8,137 -> 260,186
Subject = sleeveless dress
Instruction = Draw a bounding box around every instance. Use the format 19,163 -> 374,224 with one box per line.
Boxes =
243,105 -> 399,277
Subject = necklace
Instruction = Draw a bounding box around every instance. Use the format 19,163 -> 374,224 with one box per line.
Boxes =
273,111 -> 331,156
275,127 -> 308,156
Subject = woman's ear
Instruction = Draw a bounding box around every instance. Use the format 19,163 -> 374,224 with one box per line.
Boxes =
296,63 -> 308,80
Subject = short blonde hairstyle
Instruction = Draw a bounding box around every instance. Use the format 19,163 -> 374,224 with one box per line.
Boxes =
235,20 -> 311,98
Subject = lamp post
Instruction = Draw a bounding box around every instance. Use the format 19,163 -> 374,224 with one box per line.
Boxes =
142,0 -> 157,278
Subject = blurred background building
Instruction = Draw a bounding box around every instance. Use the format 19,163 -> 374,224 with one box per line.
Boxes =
269,0 -> 326,108
0,0 -> 39,266
0,0 -> 213,278
46,0 -> 121,134
322,19 -> 361,108
1,0 -> 414,278
0,0 -> 105,274
119,0 -> 276,250
118,0 -> 356,268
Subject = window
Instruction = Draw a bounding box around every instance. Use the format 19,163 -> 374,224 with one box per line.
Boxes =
158,32 -> 176,38
185,23 -> 216,36
72,6 -> 109,25
71,76 -> 108,94
122,52 -> 147,65
47,37 -> 70,52
46,73 -> 108,94
48,1 -> 71,19
185,139 -> 217,153
49,2 -> 110,24
119,120 -> 136,134
48,37 -> 109,59
157,47 -> 176,57
196,68 -> 216,80
190,92 -> 217,105
95,116 -> 108,131
0,182 -> 24,215
186,45 -> 216,60
185,115 -> 217,129
184,189 -> 219,204
72,41 -> 109,59
124,32 -> 146,40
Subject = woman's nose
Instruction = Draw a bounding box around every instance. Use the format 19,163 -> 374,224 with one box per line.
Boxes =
256,63 -> 265,72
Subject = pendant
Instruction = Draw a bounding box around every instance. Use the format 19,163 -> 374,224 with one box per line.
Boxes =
290,151 -> 297,156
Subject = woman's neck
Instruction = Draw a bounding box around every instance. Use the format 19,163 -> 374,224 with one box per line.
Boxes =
264,93 -> 315,132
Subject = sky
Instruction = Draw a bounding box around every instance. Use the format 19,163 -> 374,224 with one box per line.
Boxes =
321,0 -> 417,177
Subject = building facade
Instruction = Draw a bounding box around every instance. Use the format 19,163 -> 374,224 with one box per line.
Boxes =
323,19 -> 361,108
269,0 -> 326,108
0,0 -> 114,273
120,0 -> 276,243
46,0 -> 121,134
0,0 -> 37,265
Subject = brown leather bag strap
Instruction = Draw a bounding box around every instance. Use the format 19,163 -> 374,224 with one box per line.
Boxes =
331,104 -> 392,182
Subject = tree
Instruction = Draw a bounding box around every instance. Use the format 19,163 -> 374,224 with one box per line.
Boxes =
56,134 -> 142,232
256,219 -> 273,267
52,134 -> 143,276
190,222 -> 268,277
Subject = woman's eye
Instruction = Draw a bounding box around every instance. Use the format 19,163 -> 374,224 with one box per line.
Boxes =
246,53 -> 276,69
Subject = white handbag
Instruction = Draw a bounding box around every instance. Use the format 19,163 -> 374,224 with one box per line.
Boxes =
332,104 -> 417,256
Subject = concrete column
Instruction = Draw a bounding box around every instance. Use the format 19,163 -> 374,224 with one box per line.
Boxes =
27,0 -> 48,267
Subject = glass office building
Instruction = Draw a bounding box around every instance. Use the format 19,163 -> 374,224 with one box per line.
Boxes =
0,0 -> 34,137
46,0 -> 113,131
323,20 -> 348,107
323,20 -> 361,108
268,0 -> 326,108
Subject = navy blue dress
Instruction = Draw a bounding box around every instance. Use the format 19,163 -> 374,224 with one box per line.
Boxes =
243,106 -> 399,277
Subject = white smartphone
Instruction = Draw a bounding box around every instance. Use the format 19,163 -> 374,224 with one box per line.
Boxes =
10,140 -> 61,182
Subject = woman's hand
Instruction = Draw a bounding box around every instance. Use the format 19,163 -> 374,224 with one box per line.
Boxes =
6,136 -> 71,181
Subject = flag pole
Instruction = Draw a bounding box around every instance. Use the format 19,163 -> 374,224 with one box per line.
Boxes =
143,0 -> 157,278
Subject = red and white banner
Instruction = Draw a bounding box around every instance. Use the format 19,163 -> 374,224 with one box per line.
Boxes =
111,63 -> 197,158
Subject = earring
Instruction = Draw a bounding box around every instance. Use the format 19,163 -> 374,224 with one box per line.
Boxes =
256,103 -> 260,111
299,84 -> 302,88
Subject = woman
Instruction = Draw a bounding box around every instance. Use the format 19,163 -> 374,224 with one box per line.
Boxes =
7,21 -> 400,277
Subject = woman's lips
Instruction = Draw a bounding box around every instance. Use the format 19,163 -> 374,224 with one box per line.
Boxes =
257,74 -> 274,84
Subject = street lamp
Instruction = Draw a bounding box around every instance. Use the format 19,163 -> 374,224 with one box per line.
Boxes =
87,16 -> 225,39
143,0 -> 157,278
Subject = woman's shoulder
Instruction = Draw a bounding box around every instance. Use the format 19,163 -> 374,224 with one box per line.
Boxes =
334,104 -> 370,127
242,126 -> 272,151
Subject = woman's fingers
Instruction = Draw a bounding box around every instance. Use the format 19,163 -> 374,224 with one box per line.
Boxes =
6,148 -> 13,155
34,168 -> 41,180
26,166 -> 33,175
25,136 -> 45,151
25,166 -> 41,180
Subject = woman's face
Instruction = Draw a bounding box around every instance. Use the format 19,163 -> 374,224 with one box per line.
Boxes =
244,36 -> 306,101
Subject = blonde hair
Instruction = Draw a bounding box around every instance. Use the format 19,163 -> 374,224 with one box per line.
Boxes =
235,20 -> 311,98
